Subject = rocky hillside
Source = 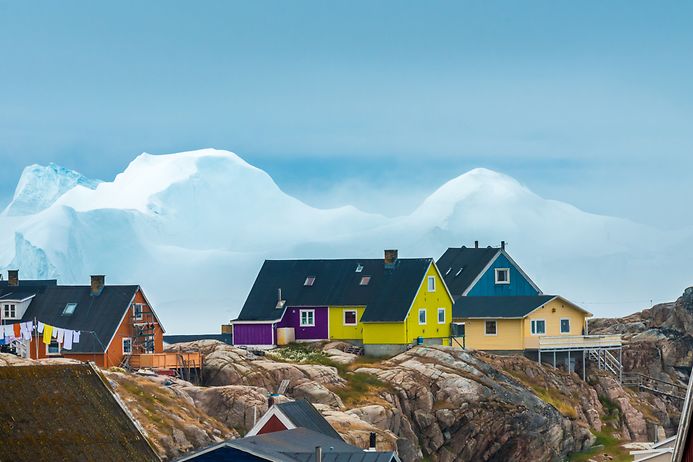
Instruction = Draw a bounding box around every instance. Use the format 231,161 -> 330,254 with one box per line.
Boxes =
590,287 -> 693,384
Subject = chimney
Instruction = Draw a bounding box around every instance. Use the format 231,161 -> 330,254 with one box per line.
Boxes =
8,270 -> 19,287
90,275 -> 105,296
315,446 -> 322,462
474,241 -> 479,249
501,241 -> 506,251
368,432 -> 377,451
384,249 -> 398,266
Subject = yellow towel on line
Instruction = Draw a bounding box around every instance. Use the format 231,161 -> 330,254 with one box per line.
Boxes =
43,325 -> 53,345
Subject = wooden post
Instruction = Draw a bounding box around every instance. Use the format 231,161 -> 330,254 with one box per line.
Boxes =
34,317 -> 38,360
553,350 -> 556,369
568,350 -> 571,373
582,351 -> 586,381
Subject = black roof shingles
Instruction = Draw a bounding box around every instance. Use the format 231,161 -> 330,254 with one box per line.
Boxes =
237,258 -> 432,323
436,246 -> 500,297
18,285 -> 139,353
453,295 -> 556,319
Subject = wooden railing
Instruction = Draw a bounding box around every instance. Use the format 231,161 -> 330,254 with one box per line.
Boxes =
128,352 -> 202,369
538,334 -> 622,350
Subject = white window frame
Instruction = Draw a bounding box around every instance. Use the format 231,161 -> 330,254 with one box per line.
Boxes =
418,308 -> 427,325
494,268 -> 510,285
133,303 -> 144,320
437,308 -> 446,324
427,276 -> 436,292
122,337 -> 133,354
46,340 -> 61,356
359,276 -> 371,286
560,318 -> 571,334
484,320 -> 498,336
304,276 -> 316,286
530,319 -> 546,335
299,309 -> 315,327
63,303 -> 77,316
4,304 -> 16,319
343,309 -> 358,326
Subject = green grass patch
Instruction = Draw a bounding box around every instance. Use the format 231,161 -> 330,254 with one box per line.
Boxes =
568,430 -> 630,462
334,372 -> 392,406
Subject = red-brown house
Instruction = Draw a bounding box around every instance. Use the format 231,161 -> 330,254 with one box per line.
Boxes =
0,270 -> 168,368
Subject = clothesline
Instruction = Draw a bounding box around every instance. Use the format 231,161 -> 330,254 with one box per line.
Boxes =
0,319 -> 82,351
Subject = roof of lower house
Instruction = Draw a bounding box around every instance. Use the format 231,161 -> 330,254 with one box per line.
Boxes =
274,399 -> 344,441
236,258 -> 434,323
673,363 -> 693,461
19,285 -> 145,353
177,428 -> 400,462
453,295 -> 591,319
0,363 -> 159,461
437,246 -> 501,296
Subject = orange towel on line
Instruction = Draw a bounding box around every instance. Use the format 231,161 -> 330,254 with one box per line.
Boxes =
43,325 -> 53,345
13,323 -> 20,338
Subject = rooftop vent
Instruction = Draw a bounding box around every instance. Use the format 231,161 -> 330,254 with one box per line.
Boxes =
355,264 -> 364,273
445,267 -> 451,275
276,288 -> 285,309
455,268 -> 463,277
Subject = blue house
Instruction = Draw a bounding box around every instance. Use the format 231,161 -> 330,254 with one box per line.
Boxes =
437,242 -> 541,298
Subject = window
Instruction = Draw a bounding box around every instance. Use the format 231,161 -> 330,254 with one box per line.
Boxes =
531,319 -> 546,335
355,264 -> 364,273
485,320 -> 497,335
427,276 -> 435,292
359,276 -> 371,286
304,276 -> 316,286
300,309 -> 315,327
560,318 -> 571,334
344,310 -> 357,326
418,308 -> 427,325
437,308 -> 446,324
62,303 -> 77,316
122,338 -> 132,354
494,268 -> 510,284
46,340 -> 61,356
3,304 -> 16,319
133,304 -> 143,320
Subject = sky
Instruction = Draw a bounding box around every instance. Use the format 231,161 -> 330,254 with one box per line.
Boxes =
1,1 -> 692,226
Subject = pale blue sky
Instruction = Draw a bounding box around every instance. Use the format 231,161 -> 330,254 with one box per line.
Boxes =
1,1 -> 692,224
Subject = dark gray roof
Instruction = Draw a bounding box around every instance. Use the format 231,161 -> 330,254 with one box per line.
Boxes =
437,246 -> 500,297
0,363 -> 159,461
0,279 -> 58,287
276,399 -> 343,441
236,258 -> 432,323
20,285 -> 140,353
453,295 -> 556,318
288,452 -> 398,462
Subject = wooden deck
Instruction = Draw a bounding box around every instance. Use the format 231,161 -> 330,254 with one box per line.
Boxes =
537,334 -> 622,351
128,352 -> 202,369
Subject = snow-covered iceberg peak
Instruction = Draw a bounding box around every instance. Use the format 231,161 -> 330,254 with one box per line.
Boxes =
53,148 -> 263,213
2,163 -> 101,216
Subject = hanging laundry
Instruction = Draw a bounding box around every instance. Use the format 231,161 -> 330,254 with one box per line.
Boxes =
43,325 -> 53,345
63,329 -> 73,350
20,321 -> 33,341
72,330 -> 80,344
57,328 -> 65,344
37,322 -> 44,334
52,327 -> 58,339
13,323 -> 21,338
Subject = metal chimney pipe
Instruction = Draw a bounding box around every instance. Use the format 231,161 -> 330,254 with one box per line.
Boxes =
500,241 -> 506,250
369,432 -> 376,450
315,446 -> 322,462
474,241 -> 479,249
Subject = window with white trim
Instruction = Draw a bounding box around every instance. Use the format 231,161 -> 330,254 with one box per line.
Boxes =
531,319 -> 546,335
304,276 -> 316,286
359,276 -> 371,286
3,304 -> 16,319
437,308 -> 446,324
300,309 -> 315,327
122,337 -> 132,354
418,308 -> 427,325
46,340 -> 61,356
560,318 -> 571,334
494,268 -> 510,284
343,310 -> 357,326
62,303 -> 77,316
427,276 -> 435,292
485,320 -> 497,335
133,303 -> 143,320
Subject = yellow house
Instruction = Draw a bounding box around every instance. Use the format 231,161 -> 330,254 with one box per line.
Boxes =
232,249 -> 454,356
453,295 -> 592,352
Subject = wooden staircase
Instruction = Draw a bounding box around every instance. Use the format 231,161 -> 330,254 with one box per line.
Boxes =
345,345 -> 364,356
622,373 -> 687,401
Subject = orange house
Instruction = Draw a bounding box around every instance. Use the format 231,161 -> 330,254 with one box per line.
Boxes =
1,272 -> 165,368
